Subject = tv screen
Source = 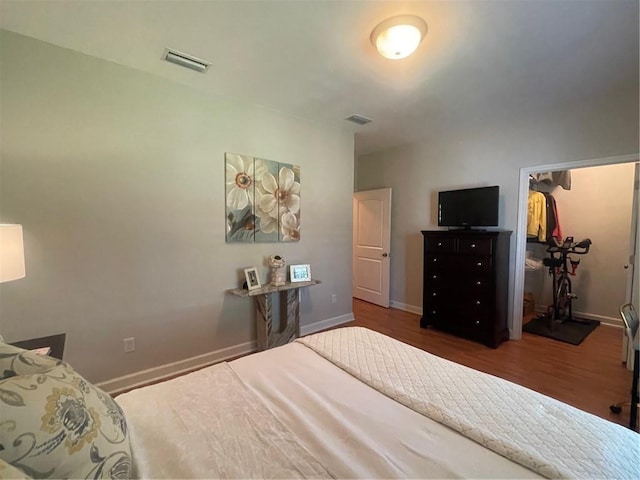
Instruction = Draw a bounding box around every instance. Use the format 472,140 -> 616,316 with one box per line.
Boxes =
438,186 -> 499,228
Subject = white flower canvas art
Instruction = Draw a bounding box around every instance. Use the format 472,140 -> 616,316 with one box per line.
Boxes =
225,152 -> 256,242
225,153 -> 301,243
277,163 -> 300,242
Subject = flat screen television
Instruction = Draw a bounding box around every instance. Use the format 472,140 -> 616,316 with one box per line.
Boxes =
438,185 -> 499,228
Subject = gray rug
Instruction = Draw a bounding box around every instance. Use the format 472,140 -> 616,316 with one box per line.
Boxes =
523,315 -> 600,345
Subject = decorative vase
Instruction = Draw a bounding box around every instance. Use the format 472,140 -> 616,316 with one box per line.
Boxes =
269,255 -> 286,286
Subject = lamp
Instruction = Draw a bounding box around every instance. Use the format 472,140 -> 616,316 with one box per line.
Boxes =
0,224 -> 26,283
370,15 -> 428,60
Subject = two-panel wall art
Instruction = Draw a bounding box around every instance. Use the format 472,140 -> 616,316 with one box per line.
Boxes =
225,152 -> 300,243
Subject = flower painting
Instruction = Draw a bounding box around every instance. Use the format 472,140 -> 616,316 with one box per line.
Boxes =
226,152 -> 256,242
225,153 -> 300,243
277,163 -> 301,242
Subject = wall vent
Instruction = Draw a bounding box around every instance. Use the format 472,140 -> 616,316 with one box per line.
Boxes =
345,114 -> 372,125
163,48 -> 211,73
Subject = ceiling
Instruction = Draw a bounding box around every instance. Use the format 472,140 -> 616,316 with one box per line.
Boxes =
1,1 -> 638,156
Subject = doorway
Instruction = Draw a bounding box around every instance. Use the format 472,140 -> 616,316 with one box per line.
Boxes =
512,153 -> 640,339
353,188 -> 392,308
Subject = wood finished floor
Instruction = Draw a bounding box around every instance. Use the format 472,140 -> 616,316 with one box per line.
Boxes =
348,298 -> 636,430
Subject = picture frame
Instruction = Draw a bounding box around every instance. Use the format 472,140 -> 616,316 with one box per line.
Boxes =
290,264 -> 311,283
244,267 -> 262,291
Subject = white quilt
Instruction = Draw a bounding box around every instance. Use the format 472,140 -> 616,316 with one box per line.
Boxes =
298,327 -> 640,479
116,362 -> 333,479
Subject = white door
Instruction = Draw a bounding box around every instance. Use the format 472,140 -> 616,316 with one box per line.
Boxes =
353,188 -> 391,307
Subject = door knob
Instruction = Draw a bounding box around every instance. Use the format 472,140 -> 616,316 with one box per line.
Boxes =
382,253 -> 389,257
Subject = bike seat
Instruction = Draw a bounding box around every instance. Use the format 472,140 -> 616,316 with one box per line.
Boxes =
575,238 -> 592,248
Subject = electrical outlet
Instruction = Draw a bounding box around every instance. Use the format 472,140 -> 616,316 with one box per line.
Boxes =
124,337 -> 135,353
331,294 -> 337,304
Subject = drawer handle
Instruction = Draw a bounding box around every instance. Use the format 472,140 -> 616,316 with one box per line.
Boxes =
476,262 -> 483,267
471,243 -> 476,248
432,292 -> 437,296
437,242 -> 442,247
433,258 -> 438,263
475,320 -> 480,325
432,310 -> 437,315
432,275 -> 438,279
476,300 -> 481,305
476,281 -> 482,285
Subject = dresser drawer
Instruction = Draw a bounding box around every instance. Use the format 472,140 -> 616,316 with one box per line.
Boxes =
461,315 -> 493,336
460,297 -> 491,314
459,238 -> 492,255
425,254 -> 453,270
425,237 -> 455,253
459,255 -> 492,273
423,288 -> 454,306
423,304 -> 454,327
461,276 -> 492,293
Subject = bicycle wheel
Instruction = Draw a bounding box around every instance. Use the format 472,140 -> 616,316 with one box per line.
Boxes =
555,276 -> 572,321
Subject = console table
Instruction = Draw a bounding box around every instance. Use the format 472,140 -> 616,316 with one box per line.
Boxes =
227,280 -> 320,351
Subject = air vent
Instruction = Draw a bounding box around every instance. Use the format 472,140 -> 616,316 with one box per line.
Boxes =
163,49 -> 211,73
345,114 -> 372,125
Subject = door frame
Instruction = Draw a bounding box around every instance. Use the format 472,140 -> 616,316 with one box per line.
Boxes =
511,153 -> 639,339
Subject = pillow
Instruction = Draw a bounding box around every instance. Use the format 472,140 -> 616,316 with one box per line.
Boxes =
0,342 -> 131,479
0,459 -> 30,479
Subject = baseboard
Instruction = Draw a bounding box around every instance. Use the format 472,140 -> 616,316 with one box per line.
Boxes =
390,300 -> 422,315
300,312 -> 354,336
96,340 -> 256,396
534,305 -> 622,327
98,312 -> 354,396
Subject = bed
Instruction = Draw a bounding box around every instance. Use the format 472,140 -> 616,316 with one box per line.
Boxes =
1,327 -> 638,479
114,327 -> 640,479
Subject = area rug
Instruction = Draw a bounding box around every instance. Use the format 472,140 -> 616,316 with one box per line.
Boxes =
523,315 -> 600,345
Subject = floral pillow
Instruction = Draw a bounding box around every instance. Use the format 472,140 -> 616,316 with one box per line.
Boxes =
0,342 -> 131,479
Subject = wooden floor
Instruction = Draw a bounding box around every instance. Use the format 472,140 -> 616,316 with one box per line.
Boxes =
348,298 -> 636,430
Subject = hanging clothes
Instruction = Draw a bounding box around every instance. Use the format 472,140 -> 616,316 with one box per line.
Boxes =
547,194 -> 563,243
527,191 -> 547,241
528,191 -> 563,244
532,171 -> 572,190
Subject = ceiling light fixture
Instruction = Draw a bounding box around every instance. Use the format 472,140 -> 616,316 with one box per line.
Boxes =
163,48 -> 211,73
370,15 -> 428,60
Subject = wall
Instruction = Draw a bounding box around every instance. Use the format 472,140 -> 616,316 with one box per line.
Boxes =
0,31 -> 354,385
356,84 -> 639,329
524,163 -> 636,322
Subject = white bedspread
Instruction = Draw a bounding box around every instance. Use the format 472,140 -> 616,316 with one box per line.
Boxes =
231,341 -> 540,479
298,327 -> 640,479
116,362 -> 333,479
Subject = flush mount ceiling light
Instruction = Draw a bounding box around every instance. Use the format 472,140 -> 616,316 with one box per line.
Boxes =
370,15 -> 428,60
163,48 -> 211,73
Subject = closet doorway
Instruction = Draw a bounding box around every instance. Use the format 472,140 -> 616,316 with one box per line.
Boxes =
513,154 -> 639,339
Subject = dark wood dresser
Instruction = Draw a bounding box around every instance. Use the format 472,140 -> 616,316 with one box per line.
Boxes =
420,230 -> 511,348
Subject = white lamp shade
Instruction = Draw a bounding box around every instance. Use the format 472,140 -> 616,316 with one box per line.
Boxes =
0,224 -> 26,282
371,15 -> 428,60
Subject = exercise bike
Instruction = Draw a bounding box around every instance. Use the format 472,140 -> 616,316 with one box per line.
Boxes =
541,236 -> 592,326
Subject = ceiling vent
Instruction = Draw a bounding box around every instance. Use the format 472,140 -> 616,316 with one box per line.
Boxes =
345,114 -> 372,125
163,48 -> 211,73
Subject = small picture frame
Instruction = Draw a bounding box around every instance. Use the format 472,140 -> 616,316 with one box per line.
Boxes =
244,267 -> 262,291
290,264 -> 311,283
